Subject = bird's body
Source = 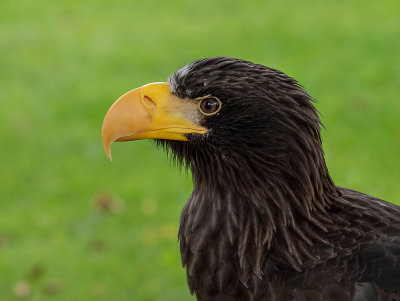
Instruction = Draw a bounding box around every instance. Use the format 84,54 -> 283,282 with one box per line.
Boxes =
179,186 -> 400,301
102,57 -> 400,300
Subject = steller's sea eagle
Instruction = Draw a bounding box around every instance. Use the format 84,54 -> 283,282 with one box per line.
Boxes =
102,57 -> 400,301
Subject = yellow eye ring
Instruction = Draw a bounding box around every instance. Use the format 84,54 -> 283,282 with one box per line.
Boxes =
196,95 -> 222,116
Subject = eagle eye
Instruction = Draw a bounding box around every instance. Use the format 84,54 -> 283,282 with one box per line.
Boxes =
197,96 -> 221,116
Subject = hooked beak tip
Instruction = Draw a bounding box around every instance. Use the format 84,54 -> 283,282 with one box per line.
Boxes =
106,148 -> 112,161
102,130 -> 113,161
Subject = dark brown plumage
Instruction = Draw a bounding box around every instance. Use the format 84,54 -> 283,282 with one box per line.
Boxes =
103,57 -> 400,300
158,57 -> 400,300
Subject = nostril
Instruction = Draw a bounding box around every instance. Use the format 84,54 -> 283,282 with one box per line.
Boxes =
143,95 -> 157,111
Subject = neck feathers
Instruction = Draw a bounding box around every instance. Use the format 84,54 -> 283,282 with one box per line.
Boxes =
178,134 -> 340,293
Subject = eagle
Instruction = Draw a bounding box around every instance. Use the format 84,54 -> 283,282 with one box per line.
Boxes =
102,57 -> 400,301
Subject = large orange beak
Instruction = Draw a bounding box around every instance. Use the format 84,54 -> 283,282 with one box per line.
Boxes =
102,82 -> 207,160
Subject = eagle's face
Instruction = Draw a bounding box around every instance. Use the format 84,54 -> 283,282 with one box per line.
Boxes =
102,57 -> 322,184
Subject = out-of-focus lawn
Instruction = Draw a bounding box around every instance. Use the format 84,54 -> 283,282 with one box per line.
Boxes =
0,0 -> 399,300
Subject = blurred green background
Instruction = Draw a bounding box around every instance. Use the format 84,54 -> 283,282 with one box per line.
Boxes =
1,0 -> 399,300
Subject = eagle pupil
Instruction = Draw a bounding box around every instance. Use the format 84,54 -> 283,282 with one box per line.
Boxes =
200,98 -> 220,115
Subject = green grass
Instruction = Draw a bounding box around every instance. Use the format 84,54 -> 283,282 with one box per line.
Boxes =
1,0 -> 399,300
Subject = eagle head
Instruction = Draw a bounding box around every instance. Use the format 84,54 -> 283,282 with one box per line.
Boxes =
102,57 -> 329,195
